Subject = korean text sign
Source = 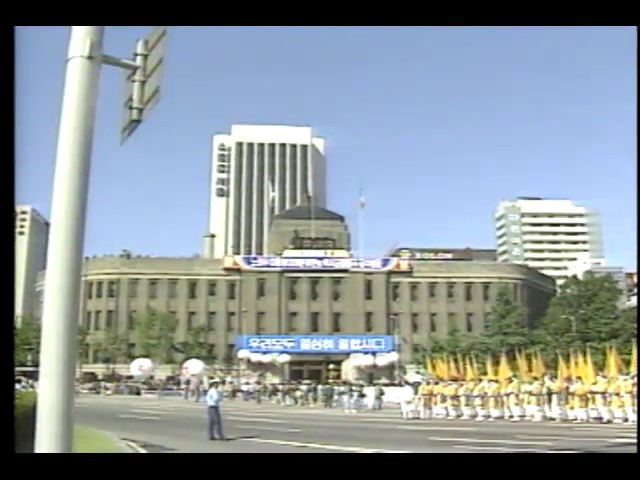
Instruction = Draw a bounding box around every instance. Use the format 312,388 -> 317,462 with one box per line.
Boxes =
236,335 -> 395,354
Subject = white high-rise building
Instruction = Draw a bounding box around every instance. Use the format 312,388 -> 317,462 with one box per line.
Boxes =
207,124 -> 327,258
15,205 -> 49,326
495,197 -> 604,285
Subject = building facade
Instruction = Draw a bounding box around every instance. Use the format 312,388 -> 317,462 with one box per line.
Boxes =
495,197 -> 604,285
208,124 -> 327,258
15,205 -> 49,326
35,206 -> 556,379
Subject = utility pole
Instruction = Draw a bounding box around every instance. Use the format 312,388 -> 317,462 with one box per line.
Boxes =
34,26 -> 167,453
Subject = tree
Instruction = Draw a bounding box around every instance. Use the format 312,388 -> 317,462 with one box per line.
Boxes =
535,274 -> 625,366
175,325 -> 212,362
482,286 -> 530,356
14,316 -> 41,366
77,324 -> 89,369
132,310 -> 178,364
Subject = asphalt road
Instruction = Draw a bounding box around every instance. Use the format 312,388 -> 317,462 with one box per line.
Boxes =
75,395 -> 637,453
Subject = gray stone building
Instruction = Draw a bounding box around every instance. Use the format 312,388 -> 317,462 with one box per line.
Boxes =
35,204 -> 555,380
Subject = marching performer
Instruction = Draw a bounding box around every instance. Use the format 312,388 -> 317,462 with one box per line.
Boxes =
527,377 -> 545,422
570,377 -> 589,423
459,379 -> 475,420
609,377 -> 625,424
417,380 -> 434,420
446,381 -> 460,419
433,380 -> 447,419
399,382 -> 416,420
622,374 -> 636,425
592,374 -> 611,423
487,378 -> 502,421
473,378 -> 488,421
505,376 -> 523,422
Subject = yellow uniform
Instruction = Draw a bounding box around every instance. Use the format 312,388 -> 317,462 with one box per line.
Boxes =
433,383 -> 446,418
592,378 -> 610,423
622,378 -> 635,424
459,381 -> 474,419
473,381 -> 487,421
418,383 -> 433,419
609,380 -> 624,423
527,381 -> 544,421
487,381 -> 502,420
446,383 -> 459,419
505,379 -> 523,421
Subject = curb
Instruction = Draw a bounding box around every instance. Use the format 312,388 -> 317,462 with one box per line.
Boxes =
123,440 -> 148,453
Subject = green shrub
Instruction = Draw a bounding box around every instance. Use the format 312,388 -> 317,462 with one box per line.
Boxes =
15,391 -> 36,453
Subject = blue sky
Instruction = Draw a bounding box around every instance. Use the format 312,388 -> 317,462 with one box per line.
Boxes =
16,26 -> 637,269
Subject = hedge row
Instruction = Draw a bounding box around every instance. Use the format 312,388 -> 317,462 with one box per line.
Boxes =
15,391 -> 36,453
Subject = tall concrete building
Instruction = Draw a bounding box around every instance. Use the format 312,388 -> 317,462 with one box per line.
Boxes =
15,205 -> 49,326
495,197 -> 604,285
207,124 -> 327,258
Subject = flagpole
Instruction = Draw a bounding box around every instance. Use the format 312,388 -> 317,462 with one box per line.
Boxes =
358,185 -> 365,259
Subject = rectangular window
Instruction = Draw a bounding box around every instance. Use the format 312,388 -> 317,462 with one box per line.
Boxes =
465,284 -> 473,302
96,282 -> 103,299
332,279 -> 342,301
447,284 -> 455,300
410,284 -> 418,302
288,312 -> 298,332
364,278 -> 373,300
106,311 -> 115,330
228,282 -> 237,300
168,280 -> 178,298
148,281 -> 158,299
128,280 -> 138,299
188,281 -> 198,299
411,313 -> 419,334
311,278 -> 321,301
482,284 -> 491,302
391,284 -> 400,301
207,312 -> 216,330
428,284 -> 436,298
365,312 -> 373,332
188,312 -> 197,329
288,278 -> 298,301
429,313 -> 437,333
257,279 -> 266,298
310,312 -> 320,333
128,311 -> 137,330
87,282 -> 93,299
94,311 -> 102,330
332,313 -> 341,333
227,312 -> 235,332
208,281 -> 217,297
465,313 -> 474,333
257,312 -> 265,333
107,281 -> 117,299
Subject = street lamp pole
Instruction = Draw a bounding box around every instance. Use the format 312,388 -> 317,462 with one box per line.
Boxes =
34,26 -> 105,453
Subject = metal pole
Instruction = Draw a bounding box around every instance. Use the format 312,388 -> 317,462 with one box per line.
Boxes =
34,26 -> 105,453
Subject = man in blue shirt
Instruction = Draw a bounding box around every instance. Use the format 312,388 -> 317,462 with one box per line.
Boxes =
206,379 -> 226,441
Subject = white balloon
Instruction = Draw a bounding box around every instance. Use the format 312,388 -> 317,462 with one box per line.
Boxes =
249,353 -> 263,363
350,356 -> 363,367
237,349 -> 251,360
386,351 -> 400,362
278,353 -> 291,364
182,358 -> 205,377
374,355 -> 388,367
129,357 -> 154,378
260,354 -> 273,364
361,354 -> 375,367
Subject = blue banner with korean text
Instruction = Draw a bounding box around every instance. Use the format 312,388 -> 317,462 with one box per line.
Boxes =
223,256 -> 411,272
235,335 -> 396,354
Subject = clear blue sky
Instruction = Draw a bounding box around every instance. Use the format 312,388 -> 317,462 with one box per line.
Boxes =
16,26 -> 637,269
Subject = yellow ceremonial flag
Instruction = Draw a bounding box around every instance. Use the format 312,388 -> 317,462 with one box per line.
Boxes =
448,355 -> 460,380
498,352 -> 513,384
533,349 -> 546,378
515,349 -> 529,381
425,357 -> 435,376
557,352 -> 569,380
464,356 -> 476,381
606,345 -> 621,378
436,357 -> 448,380
456,353 -> 465,378
569,350 -> 579,378
471,354 -> 480,379
577,350 -> 588,380
630,342 -> 637,375
485,354 -> 496,379
584,347 -> 596,384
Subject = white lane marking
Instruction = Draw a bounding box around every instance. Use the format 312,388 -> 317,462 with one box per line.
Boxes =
130,409 -> 168,415
235,425 -> 301,433
607,438 -> 637,443
397,426 -> 478,431
516,434 -> 635,442
244,438 -> 411,453
454,445 -> 578,453
226,416 -> 285,424
429,436 -> 553,446
118,414 -> 160,420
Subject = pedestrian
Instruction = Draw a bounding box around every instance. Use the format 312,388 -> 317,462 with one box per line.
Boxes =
206,379 -> 226,441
